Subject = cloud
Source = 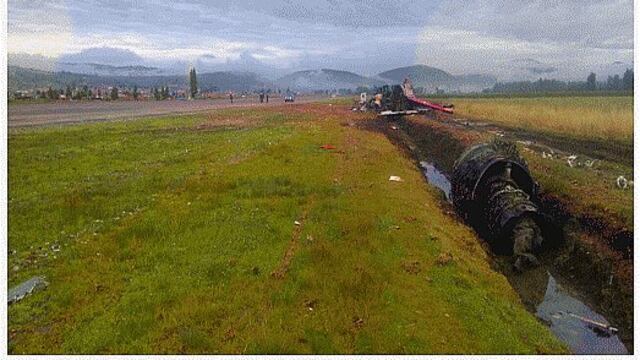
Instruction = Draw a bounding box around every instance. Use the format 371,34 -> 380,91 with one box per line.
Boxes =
431,0 -> 633,50
416,0 -> 633,80
7,0 -> 635,79
8,0 -> 73,56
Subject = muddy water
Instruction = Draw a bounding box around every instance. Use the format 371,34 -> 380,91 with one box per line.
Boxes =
419,161 -> 451,201
536,273 -> 627,354
417,158 -> 627,354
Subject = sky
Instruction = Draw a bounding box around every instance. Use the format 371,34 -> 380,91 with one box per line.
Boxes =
7,0 -> 635,80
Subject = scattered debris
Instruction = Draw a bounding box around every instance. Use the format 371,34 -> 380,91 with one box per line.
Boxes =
352,316 -> 365,328
8,276 -> 48,304
567,155 -> 578,168
390,125 -> 398,130
388,176 -> 403,182
379,110 -> 419,116
568,312 -> 618,335
616,175 -> 629,189
320,144 -> 336,150
304,299 -> 317,311
294,220 -> 301,226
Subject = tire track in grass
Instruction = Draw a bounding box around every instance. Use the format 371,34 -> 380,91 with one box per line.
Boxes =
271,203 -> 312,280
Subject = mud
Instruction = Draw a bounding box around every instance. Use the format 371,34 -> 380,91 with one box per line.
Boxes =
271,208 -> 309,280
362,114 -> 633,353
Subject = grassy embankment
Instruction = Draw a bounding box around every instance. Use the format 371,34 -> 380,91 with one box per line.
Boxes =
8,104 -> 565,354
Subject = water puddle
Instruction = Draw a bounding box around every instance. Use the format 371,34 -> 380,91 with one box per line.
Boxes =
536,274 -> 628,354
415,158 -> 627,354
419,161 -> 451,201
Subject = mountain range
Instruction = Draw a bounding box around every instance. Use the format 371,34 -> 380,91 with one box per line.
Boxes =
9,63 -> 497,93
8,47 -> 502,93
377,65 -> 496,92
8,66 -> 271,92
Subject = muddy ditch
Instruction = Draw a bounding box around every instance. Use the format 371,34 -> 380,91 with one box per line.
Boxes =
360,115 -> 632,354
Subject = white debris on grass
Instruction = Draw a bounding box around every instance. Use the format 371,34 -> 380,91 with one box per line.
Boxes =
616,176 -> 630,189
389,176 -> 403,182
567,155 -> 578,168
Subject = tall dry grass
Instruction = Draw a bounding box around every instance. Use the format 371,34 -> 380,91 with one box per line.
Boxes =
452,96 -> 633,143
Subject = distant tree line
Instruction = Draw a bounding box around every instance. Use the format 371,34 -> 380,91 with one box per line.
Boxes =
485,69 -> 633,94
151,86 -> 170,100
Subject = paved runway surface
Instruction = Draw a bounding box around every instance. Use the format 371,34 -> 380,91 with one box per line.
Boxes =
8,96 -> 324,127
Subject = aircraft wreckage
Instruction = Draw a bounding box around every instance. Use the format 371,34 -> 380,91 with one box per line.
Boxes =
362,78 -> 559,269
451,140 -> 559,269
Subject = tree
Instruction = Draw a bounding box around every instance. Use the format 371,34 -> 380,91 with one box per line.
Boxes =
587,72 -> 596,90
133,85 -> 139,100
188,67 -> 198,99
612,74 -> 622,90
110,87 -> 119,101
623,69 -> 633,90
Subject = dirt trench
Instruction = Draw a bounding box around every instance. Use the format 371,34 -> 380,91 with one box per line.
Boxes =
359,114 -> 633,353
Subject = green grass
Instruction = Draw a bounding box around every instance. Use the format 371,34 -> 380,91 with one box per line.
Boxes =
8,105 -> 565,354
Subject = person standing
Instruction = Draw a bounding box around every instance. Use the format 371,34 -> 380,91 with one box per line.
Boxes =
266,93 -> 269,103
229,92 -> 234,103
259,93 -> 264,103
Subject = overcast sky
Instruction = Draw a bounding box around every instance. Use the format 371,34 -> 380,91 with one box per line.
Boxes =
8,0 -> 634,80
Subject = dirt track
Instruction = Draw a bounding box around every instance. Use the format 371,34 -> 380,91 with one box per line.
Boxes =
8,96 -> 325,127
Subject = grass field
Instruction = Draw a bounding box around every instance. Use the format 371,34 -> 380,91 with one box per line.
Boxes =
8,104 -> 565,354
441,96 -> 633,144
